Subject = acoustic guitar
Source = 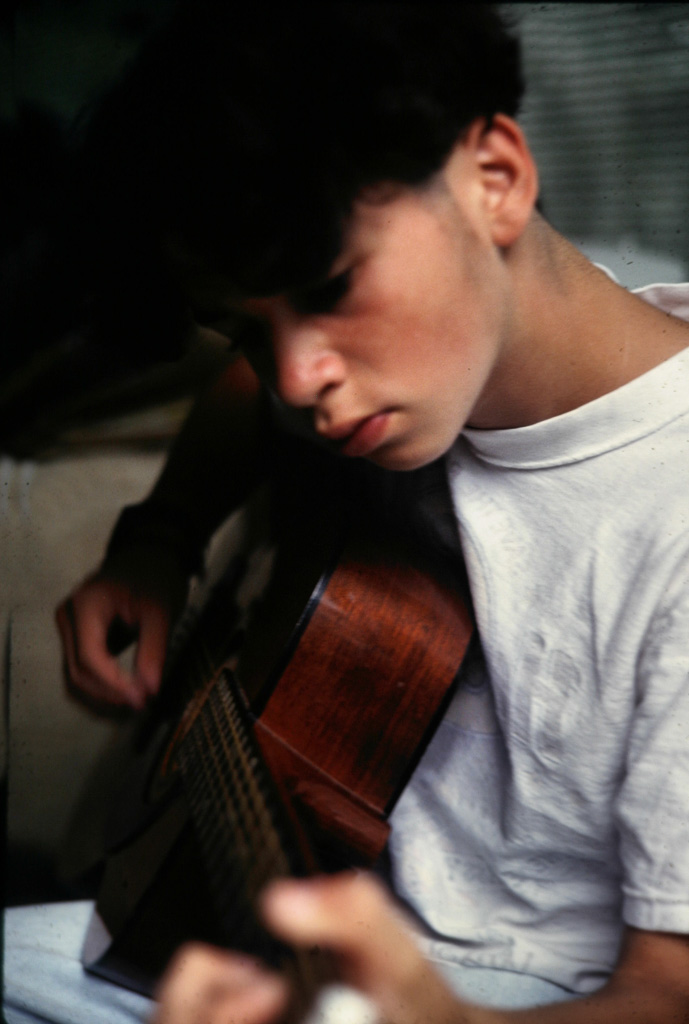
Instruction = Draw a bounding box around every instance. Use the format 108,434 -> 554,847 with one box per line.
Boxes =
81,457 -> 473,1019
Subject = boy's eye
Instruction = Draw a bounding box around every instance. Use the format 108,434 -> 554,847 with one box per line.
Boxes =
291,269 -> 351,315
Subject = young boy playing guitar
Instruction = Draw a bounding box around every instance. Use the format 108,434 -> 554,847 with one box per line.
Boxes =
43,5 -> 689,1023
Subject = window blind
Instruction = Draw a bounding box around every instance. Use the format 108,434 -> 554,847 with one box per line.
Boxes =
512,3 -> 689,285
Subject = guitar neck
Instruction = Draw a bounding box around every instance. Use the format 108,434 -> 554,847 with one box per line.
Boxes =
176,667 -> 323,1000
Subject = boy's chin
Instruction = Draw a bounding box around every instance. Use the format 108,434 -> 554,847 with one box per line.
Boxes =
364,440 -> 451,472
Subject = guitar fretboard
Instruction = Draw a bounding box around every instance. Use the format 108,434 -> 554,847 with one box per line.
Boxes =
176,668 -> 312,971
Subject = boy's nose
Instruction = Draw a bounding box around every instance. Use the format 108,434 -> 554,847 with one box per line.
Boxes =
242,295 -> 346,409
274,327 -> 346,408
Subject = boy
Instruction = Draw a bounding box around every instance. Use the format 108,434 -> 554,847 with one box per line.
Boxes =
42,4 -> 689,1022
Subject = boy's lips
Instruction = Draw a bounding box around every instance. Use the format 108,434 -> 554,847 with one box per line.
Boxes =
322,411 -> 392,458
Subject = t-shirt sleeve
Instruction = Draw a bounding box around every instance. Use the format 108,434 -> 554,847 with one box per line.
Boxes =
615,546 -> 689,934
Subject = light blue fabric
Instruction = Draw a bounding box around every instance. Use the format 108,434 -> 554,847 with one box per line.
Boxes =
432,957 -> 574,1009
3,901 -> 575,1023
3,902 -> 154,1024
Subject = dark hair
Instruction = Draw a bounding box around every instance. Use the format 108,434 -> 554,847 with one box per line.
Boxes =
75,3 -> 523,351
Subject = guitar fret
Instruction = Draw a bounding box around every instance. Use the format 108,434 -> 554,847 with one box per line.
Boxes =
177,670 -> 299,959
202,698 -> 268,842
184,726 -> 254,864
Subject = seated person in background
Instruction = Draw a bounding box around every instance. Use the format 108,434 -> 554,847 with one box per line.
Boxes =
54,4 -> 689,1022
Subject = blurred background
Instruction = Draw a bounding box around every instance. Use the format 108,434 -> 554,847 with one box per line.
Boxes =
517,3 -> 689,286
2,1 -> 688,906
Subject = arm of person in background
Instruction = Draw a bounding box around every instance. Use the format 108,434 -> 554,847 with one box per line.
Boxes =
56,354 -> 266,714
153,873 -> 689,1024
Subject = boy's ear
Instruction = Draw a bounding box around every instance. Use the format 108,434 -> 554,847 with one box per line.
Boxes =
461,114 -> 539,248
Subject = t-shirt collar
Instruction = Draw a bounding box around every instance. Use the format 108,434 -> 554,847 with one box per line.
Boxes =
460,280 -> 689,470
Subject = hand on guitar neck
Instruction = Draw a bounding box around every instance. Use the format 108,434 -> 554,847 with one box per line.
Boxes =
153,871 -> 463,1024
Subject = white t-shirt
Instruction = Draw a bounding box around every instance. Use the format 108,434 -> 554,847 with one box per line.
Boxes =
389,282 -> 689,994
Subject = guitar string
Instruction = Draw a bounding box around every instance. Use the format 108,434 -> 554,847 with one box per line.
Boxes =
214,681 -> 295,884
193,681 -> 290,888
199,679 -> 325,1002
174,622 -> 284,879
170,614 -> 310,908
194,697 -> 261,871
169,627 -> 257,883
182,701 -> 256,875
168,602 -> 324,996
181,753 -> 255,941
177,673 -> 294,953
179,708 -> 266,950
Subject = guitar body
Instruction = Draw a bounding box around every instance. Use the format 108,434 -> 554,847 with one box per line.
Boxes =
82,451 -> 473,1001
246,521 -> 473,867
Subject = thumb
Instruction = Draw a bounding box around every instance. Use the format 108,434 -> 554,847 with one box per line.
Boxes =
260,874 -> 462,1024
133,600 -> 170,696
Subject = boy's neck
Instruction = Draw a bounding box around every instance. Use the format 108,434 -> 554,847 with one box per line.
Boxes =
468,217 -> 689,430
